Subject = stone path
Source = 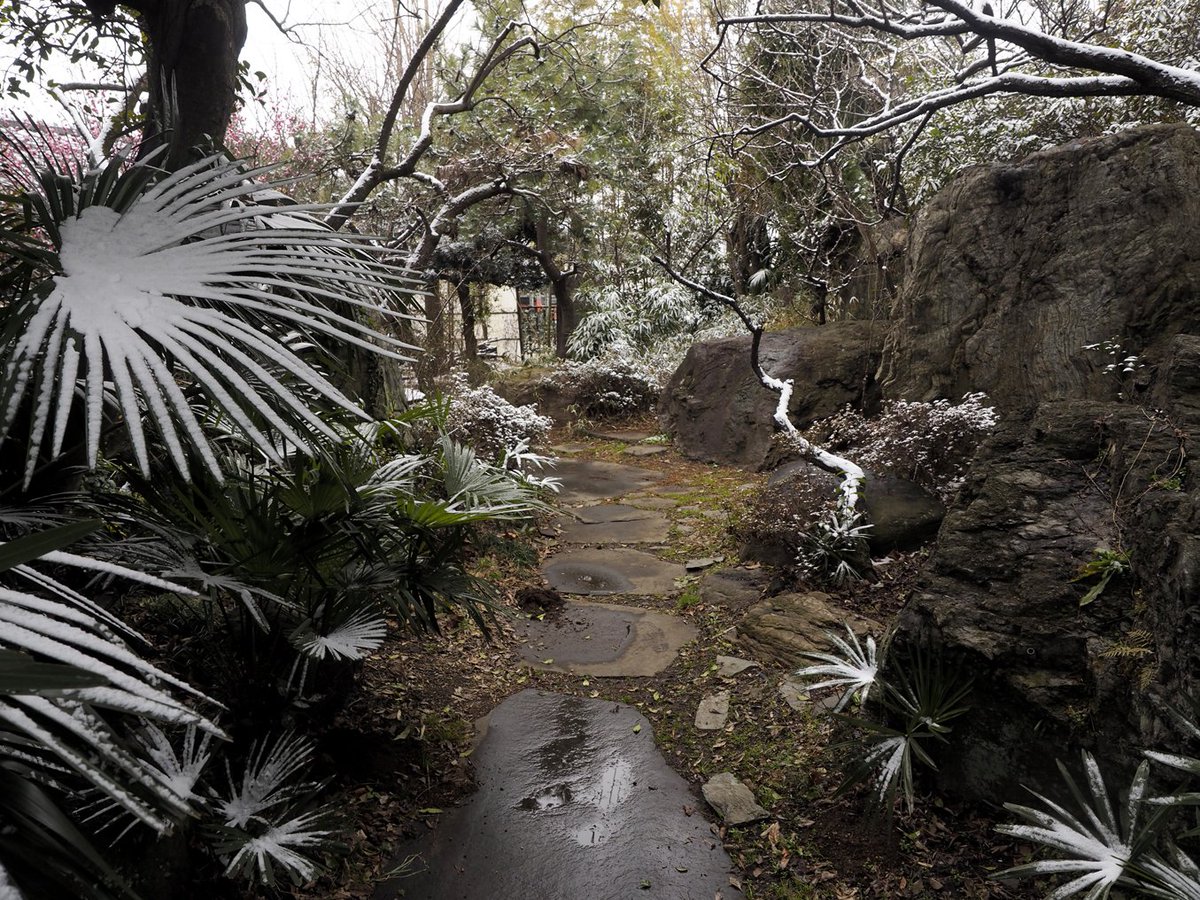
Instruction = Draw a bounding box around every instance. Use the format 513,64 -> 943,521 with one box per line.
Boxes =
375,691 -> 730,900
379,453 -> 741,899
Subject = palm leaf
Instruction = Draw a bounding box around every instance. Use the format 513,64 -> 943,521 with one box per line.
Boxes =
0,150 -> 424,484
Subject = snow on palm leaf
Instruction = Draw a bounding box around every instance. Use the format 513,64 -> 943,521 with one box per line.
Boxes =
0,524 -> 223,833
995,752 -> 1152,898
0,151 -> 422,484
794,625 -> 878,712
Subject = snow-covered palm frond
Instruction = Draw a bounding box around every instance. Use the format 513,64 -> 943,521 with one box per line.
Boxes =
218,732 -> 314,829
439,437 -> 550,518
1137,846 -> 1200,899
222,807 -> 331,887
0,150 -> 422,484
289,606 -> 386,662
215,730 -> 331,886
0,523 -> 222,832
794,625 -> 878,712
996,753 -> 1154,899
136,723 -> 215,806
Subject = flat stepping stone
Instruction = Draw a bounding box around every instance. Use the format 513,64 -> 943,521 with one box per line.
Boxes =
514,600 -> 698,677
584,428 -> 655,443
376,690 -> 731,899
716,655 -> 758,677
625,496 -> 678,511
702,773 -> 769,826
550,443 -> 592,454
685,556 -> 724,572
553,458 -> 663,503
543,548 -> 685,596
779,677 -> 809,711
622,445 -> 668,457
694,691 -> 730,730
555,505 -> 671,545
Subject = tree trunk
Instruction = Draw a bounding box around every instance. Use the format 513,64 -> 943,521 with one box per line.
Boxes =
552,272 -> 579,359
457,281 -> 478,360
137,0 -> 248,164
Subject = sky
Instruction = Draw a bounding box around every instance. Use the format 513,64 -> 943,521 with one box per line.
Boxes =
2,1 -> 477,129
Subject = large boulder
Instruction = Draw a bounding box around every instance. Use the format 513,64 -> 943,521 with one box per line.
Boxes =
738,591 -> 882,667
659,322 -> 883,468
883,126 -> 1200,802
879,124 -> 1200,413
894,400 -> 1194,801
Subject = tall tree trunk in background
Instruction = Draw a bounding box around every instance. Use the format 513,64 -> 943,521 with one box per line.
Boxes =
552,270 -> 580,359
457,280 -> 478,361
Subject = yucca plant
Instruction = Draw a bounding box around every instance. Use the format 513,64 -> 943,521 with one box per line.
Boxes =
996,753 -> 1163,898
995,695 -> 1200,898
0,145 -> 422,486
795,630 -> 972,814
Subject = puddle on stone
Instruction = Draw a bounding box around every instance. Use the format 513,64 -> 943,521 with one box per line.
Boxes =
518,783 -> 573,811
375,691 -> 732,899
543,561 -> 633,595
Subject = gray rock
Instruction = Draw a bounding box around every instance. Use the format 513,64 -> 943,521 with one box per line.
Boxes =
717,656 -> 758,677
685,556 -> 725,572
543,548 -> 685,596
378,691 -> 732,898
552,459 -> 663,503
859,473 -> 946,553
880,124 -> 1200,413
738,591 -> 881,668
555,506 -> 672,545
514,600 -> 698,678
622,445 -> 669,457
660,322 -> 883,468
694,691 -> 731,730
699,567 -> 768,606
755,461 -> 944,556
778,678 -> 809,712
701,773 -> 769,826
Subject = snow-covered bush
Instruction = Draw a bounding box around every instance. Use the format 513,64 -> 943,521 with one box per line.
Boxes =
539,357 -> 660,421
444,373 -> 553,461
800,393 -> 999,503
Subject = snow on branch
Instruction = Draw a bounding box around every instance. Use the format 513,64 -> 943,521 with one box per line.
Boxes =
651,255 -> 864,522
325,14 -> 539,231
713,0 -> 1200,160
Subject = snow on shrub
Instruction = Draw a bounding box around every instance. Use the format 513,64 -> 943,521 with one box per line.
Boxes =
540,357 -> 660,420
444,374 -> 552,461
798,392 -> 999,502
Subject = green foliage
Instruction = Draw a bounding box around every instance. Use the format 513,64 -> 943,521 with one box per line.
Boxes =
1073,549 -> 1132,607
795,634 -> 972,815
97,415 -> 548,718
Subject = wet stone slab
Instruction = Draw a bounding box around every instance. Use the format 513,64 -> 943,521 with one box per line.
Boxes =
554,504 -> 672,545
543,548 -> 685,596
552,458 -> 664,503
514,600 -> 698,677
376,690 -> 731,900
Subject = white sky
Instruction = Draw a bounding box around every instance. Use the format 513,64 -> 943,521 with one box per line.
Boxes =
2,1 -> 476,129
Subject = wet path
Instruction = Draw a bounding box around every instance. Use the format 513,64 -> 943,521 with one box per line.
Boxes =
378,444 -> 737,899
376,691 -> 730,900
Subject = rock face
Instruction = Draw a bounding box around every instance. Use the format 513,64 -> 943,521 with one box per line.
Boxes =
885,125 -> 1200,802
660,322 -> 883,467
880,124 -> 1200,413
895,400 -> 1193,800
738,592 -> 882,668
